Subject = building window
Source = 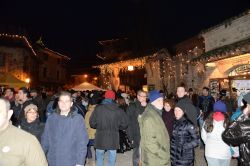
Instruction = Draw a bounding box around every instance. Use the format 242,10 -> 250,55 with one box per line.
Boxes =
43,67 -> 47,77
0,54 -> 5,67
57,70 -> 59,80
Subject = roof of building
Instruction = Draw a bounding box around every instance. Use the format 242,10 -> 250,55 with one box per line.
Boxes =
200,10 -> 250,34
191,37 -> 250,63
0,34 -> 37,56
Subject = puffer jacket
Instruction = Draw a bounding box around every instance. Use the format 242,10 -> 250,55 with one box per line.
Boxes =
170,117 -> 199,166
222,114 -> 250,166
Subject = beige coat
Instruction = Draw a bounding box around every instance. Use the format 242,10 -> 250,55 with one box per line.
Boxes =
85,104 -> 96,139
0,124 -> 47,166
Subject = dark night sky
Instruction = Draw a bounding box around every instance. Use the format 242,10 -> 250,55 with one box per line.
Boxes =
0,0 -> 249,73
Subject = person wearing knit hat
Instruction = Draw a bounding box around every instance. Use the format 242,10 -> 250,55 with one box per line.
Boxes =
19,103 -> 45,142
171,101 -> 199,166
89,89 -> 128,166
138,90 -> 170,166
104,90 -> 116,100
202,100 -> 238,166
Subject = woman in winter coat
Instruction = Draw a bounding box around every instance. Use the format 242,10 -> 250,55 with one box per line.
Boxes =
162,99 -> 175,138
19,104 -> 44,142
222,92 -> 250,166
201,101 -> 238,166
170,100 -> 199,166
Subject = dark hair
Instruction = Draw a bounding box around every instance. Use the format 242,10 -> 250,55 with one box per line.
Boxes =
164,99 -> 175,109
204,112 -> 230,133
176,84 -> 186,91
19,87 -> 29,94
5,88 -> 15,93
240,99 -> 247,111
55,91 -> 74,117
203,87 -> 209,91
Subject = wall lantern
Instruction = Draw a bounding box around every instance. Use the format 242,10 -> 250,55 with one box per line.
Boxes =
128,65 -> 134,71
25,78 -> 30,83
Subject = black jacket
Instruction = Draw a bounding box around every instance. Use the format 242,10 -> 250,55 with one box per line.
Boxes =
19,119 -> 45,142
177,96 -> 198,127
222,114 -> 250,166
170,117 -> 199,166
89,99 -> 128,150
126,100 -> 146,147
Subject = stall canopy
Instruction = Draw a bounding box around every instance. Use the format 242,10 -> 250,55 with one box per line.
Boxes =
0,72 -> 27,88
72,82 -> 104,91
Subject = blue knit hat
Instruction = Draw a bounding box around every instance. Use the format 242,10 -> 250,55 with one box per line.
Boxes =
213,101 -> 227,113
149,90 -> 163,103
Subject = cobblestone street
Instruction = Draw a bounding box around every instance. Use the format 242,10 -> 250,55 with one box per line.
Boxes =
86,147 -> 238,166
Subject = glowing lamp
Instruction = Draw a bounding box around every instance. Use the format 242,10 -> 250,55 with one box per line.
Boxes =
128,65 -> 134,71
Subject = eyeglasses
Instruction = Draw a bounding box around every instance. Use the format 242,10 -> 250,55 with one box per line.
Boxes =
138,95 -> 147,98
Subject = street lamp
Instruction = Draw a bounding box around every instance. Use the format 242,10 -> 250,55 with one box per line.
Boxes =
84,74 -> 88,78
25,78 -> 30,83
128,65 -> 134,71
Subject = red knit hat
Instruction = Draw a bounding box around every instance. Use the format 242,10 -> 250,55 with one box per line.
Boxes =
105,90 -> 115,100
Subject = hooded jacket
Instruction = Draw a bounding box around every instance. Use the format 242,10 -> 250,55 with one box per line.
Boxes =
41,110 -> 89,166
139,104 -> 170,166
89,99 -> 128,150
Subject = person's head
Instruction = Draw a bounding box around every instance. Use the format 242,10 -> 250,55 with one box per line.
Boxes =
176,85 -> 187,98
174,100 -> 188,120
18,87 -> 29,102
30,89 -> 38,98
57,91 -> 73,116
0,98 -> 13,131
164,99 -> 175,112
137,90 -> 147,103
24,104 -> 39,123
104,90 -> 116,100
204,111 -> 229,133
202,87 -> 209,96
149,90 -> 164,110
188,88 -> 193,95
4,88 -> 15,98
219,89 -> 227,100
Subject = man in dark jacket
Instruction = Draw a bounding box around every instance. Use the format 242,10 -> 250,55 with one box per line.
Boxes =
12,87 -> 34,126
30,88 -> 46,122
176,85 -> 198,126
222,92 -> 250,166
41,91 -> 88,166
198,87 -> 215,126
90,90 -> 128,166
126,90 -> 147,166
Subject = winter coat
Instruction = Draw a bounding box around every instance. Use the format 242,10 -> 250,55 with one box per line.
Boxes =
177,96 -> 198,126
85,104 -> 97,139
19,119 -> 45,142
222,114 -> 250,166
201,120 -> 238,159
0,123 -> 47,166
32,96 -> 46,122
89,99 -> 128,150
12,99 -> 34,126
41,110 -> 89,166
162,109 -> 175,138
170,117 -> 199,166
126,100 -> 146,148
139,104 -> 170,166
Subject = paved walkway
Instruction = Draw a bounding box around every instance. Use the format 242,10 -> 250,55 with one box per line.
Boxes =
86,147 -> 238,166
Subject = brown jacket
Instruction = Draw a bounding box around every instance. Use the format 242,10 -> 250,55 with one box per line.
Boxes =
0,123 -> 48,166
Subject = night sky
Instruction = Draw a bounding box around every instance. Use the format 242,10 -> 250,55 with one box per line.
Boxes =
0,0 -> 249,73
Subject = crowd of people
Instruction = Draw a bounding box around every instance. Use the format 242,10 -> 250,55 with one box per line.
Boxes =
0,85 -> 250,166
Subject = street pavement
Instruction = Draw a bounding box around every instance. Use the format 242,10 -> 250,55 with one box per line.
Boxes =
85,147 -> 238,166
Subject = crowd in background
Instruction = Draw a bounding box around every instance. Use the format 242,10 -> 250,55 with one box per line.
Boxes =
0,85 -> 250,166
